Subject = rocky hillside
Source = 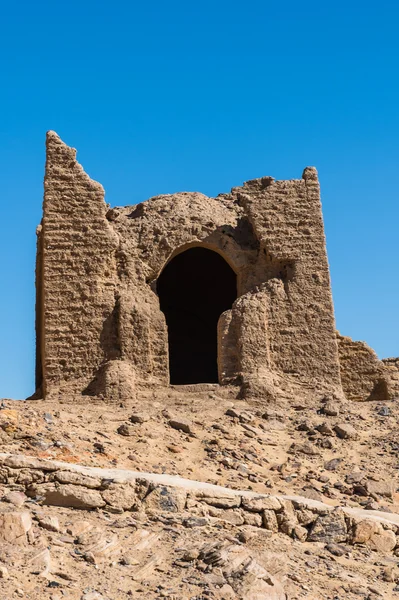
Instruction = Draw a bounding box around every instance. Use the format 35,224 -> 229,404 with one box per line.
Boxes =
1,386 -> 399,599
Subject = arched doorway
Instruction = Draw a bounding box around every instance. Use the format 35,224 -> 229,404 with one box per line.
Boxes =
157,247 -> 237,384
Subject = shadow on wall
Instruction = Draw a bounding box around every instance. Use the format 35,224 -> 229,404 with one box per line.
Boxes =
100,302 -> 121,361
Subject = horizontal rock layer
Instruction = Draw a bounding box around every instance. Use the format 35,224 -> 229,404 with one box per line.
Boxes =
1,453 -> 399,554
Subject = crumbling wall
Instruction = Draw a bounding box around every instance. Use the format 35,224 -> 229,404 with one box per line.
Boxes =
337,334 -> 392,401
38,132 -> 119,396
109,192 -> 249,385
230,168 -> 341,390
107,169 -> 341,397
118,291 -> 169,385
36,132 -> 343,401
217,287 -> 271,384
382,358 -> 399,398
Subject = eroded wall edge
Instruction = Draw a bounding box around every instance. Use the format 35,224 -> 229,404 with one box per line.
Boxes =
40,132 -> 119,396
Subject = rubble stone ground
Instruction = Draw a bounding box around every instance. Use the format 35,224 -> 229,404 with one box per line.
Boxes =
1,386 -> 399,598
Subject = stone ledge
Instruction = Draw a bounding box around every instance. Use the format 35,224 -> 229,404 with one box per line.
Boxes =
1,453 -> 399,553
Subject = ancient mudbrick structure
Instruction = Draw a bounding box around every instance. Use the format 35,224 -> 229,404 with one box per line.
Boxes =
34,132 -> 394,403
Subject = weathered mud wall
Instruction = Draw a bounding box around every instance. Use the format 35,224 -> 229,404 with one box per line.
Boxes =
38,132 -> 119,396
382,358 -> 399,398
229,169 -> 341,388
337,334 -> 392,401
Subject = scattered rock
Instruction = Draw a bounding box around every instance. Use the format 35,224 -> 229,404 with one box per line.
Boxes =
0,565 -> 9,579
217,584 -> 236,598
130,412 -> 150,424
325,542 -> 348,556
54,471 -> 102,489
382,566 -> 396,582
262,509 -> 279,532
243,511 -> 263,527
351,519 -> 380,544
225,408 -> 240,418
66,520 -> 93,537
167,444 -> 184,453
4,491 -> 27,507
183,517 -> 209,528
301,487 -> 324,502
168,418 -> 194,435
237,529 -> 254,543
297,420 -> 315,432
30,547 -> 52,575
117,423 -> 134,436
238,411 -> 255,424
319,437 -> 335,449
366,479 -> 396,498
199,541 -> 286,599
0,409 -> 19,432
307,510 -> 347,543
288,442 -> 319,456
241,495 -> 281,512
370,528 -> 397,553
315,422 -> 334,436
334,423 -> 359,440
195,491 -> 240,509
321,400 -> 340,417
93,442 -> 106,453
144,485 -> 187,513
77,528 -> 120,564
364,501 -> 381,511
0,511 -> 32,545
345,471 -> 365,484
262,410 -> 284,421
28,483 -> 105,509
353,484 -> 368,497
44,412 -> 53,424
351,519 -> 397,552
324,457 -> 342,471
181,548 -> 200,561
37,515 -> 60,532
0,388 -> 399,600
102,483 -> 137,510
262,419 -> 286,431
81,592 -> 105,600
349,584 -> 368,596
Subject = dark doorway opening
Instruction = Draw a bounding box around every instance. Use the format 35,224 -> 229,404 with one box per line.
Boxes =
157,247 -> 237,384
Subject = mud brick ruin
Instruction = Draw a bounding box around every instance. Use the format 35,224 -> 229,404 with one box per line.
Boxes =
34,132 -> 398,403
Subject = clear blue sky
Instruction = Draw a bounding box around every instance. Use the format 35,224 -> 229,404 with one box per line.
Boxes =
0,0 -> 398,398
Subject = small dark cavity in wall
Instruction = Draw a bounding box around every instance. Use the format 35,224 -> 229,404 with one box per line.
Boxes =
367,379 -> 390,402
